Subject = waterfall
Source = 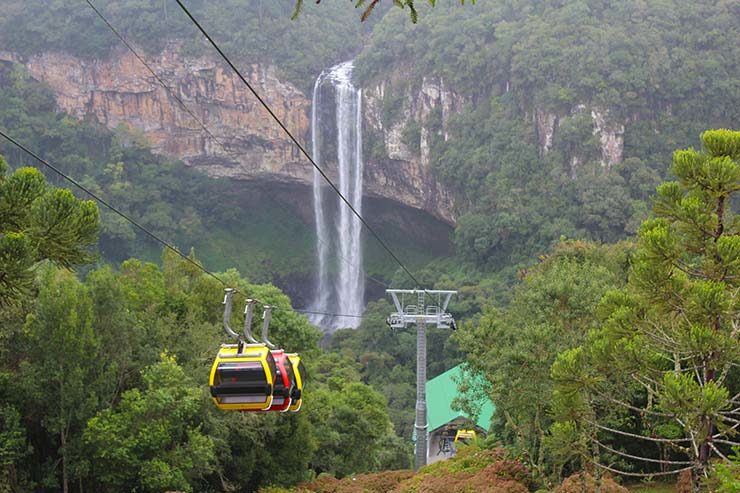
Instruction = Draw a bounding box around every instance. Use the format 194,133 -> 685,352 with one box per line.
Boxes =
309,61 -> 365,330
310,70 -> 331,325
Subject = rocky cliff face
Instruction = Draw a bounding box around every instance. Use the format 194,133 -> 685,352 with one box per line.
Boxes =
0,47 -> 456,224
363,71 -> 626,214
2,45 -> 627,225
363,77 -> 459,224
535,104 -> 625,173
3,47 -> 310,180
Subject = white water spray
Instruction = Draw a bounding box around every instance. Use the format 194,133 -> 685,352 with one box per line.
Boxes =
309,61 -> 365,330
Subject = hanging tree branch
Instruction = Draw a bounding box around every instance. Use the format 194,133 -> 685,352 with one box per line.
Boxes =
592,388 -> 676,418
587,420 -> 693,444
594,439 -> 693,465
713,439 -> 740,447
589,459 -> 694,477
709,442 -> 731,462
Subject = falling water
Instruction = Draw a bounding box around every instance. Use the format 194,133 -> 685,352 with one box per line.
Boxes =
310,70 -> 332,325
309,61 -> 365,330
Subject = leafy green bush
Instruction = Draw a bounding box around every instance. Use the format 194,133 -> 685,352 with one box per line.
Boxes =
714,447 -> 740,493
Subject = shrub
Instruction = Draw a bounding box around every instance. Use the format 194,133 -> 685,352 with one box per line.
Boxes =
556,472 -> 629,493
478,460 -> 533,489
298,470 -> 413,493
676,470 -> 692,493
297,447 -> 531,493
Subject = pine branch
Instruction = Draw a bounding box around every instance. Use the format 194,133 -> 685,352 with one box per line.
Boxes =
592,388 -> 676,417
587,420 -> 693,443
360,0 -> 381,21
594,439 -> 693,465
589,459 -> 693,477
291,0 -> 303,20
714,439 -> 740,447
709,442 -> 730,462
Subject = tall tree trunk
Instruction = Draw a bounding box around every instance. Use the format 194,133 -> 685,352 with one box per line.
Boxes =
61,427 -> 68,493
592,439 -> 601,493
60,380 -> 68,493
694,193 -> 726,492
7,464 -> 20,493
697,366 -> 716,493
579,466 -> 588,493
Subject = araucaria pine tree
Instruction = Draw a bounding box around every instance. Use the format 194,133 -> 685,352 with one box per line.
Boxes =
552,129 -> 740,491
0,155 -> 99,306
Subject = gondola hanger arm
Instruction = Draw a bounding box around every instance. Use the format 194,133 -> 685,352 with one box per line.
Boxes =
261,305 -> 275,349
222,288 -> 240,339
243,299 -> 259,344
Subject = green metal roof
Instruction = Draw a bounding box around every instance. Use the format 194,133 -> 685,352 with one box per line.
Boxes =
425,364 -> 495,433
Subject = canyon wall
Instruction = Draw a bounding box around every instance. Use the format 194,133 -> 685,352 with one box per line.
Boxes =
0,46 -> 457,224
0,45 -> 628,226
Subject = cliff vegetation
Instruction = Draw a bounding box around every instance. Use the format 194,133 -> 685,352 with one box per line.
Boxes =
356,0 -> 739,271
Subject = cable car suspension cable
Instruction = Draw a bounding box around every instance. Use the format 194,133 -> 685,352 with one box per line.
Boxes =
0,129 -> 234,290
83,0 -> 390,292
172,0 -> 422,288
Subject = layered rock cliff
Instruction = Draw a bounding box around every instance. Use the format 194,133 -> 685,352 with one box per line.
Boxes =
0,44 -> 628,226
0,46 -> 457,224
363,77 -> 459,223
363,73 -> 626,203
535,104 -> 624,174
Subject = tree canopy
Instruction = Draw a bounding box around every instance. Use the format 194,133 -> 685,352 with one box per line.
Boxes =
455,130 -> 740,491
355,0 -> 739,270
550,129 -> 740,490
0,156 -> 99,305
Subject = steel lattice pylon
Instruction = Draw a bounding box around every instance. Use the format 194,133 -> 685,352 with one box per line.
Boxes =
386,289 -> 457,470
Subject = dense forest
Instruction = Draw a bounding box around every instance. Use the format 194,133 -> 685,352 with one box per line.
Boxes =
357,0 -> 740,272
0,0 -> 739,492
3,132 -> 738,491
1,0 -> 737,281
0,0 -> 372,93
0,157 -> 409,490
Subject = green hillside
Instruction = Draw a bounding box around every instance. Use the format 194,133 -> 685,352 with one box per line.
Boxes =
0,2 -> 738,492
357,0 -> 739,271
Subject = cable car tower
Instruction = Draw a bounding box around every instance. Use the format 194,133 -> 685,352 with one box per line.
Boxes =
386,289 -> 457,470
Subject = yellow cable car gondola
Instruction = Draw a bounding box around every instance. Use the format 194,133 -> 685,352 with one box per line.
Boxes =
454,429 -> 477,443
209,290 -> 277,412
287,353 -> 305,412
209,343 -> 276,411
210,289 -> 306,413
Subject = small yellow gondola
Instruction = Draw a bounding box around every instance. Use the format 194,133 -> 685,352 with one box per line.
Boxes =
454,429 -> 477,442
287,353 -> 305,412
209,343 -> 277,411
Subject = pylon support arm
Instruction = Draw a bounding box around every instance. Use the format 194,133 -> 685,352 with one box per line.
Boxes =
388,291 -> 404,314
385,289 -> 457,329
